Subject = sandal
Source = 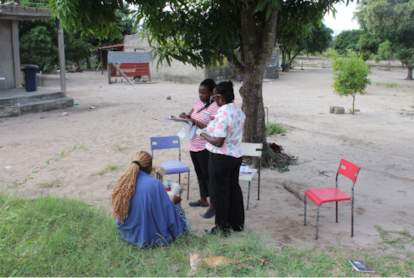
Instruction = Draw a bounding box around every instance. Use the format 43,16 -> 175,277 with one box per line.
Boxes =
201,208 -> 215,219
189,200 -> 209,207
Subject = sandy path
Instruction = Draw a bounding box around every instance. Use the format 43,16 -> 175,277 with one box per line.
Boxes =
1,68 -> 413,251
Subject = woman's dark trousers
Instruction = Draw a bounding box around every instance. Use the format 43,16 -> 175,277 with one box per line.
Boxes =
190,150 -> 215,203
209,153 -> 244,231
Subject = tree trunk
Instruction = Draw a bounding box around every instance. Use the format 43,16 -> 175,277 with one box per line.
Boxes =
289,50 -> 301,66
406,65 -> 413,80
352,94 -> 355,114
287,51 -> 291,66
227,2 -> 279,165
281,50 -> 286,72
86,57 -> 91,69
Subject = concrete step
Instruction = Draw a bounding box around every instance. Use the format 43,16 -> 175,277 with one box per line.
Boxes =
0,97 -> 74,118
0,91 -> 67,107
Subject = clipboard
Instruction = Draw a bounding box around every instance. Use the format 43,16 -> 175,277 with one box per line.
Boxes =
163,116 -> 192,125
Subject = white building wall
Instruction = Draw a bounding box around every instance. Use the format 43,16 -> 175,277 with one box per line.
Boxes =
124,34 -> 204,84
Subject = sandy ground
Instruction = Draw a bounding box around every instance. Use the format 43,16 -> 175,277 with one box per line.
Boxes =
1,67 -> 413,251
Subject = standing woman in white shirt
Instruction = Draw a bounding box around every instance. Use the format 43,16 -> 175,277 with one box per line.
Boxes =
178,79 -> 219,218
200,81 -> 246,236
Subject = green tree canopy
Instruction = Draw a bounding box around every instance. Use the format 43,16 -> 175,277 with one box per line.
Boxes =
354,0 -> 414,80
48,0 -> 355,159
334,29 -> 365,55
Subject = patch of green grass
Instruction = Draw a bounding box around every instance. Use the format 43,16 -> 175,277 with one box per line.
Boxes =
276,163 -> 290,173
111,144 -> 130,151
91,164 -> 121,176
266,123 -> 287,136
375,82 -> 399,88
1,194 -> 414,276
307,63 -> 319,68
375,225 -> 414,249
37,178 -> 63,188
106,181 -> 116,190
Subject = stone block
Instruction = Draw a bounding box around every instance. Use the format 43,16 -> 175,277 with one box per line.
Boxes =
334,107 -> 345,114
0,106 -> 20,118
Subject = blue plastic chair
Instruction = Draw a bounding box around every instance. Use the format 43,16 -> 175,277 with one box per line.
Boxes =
150,136 -> 191,199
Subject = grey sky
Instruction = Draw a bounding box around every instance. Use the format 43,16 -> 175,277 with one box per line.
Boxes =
323,1 -> 361,35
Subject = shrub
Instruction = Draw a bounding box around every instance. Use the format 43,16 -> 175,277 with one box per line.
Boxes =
266,124 -> 287,136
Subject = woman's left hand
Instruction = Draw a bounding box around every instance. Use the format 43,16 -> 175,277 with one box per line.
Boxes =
172,195 -> 182,205
185,115 -> 196,125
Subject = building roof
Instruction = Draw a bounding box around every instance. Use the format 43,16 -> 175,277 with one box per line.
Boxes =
97,44 -> 124,50
0,5 -> 51,20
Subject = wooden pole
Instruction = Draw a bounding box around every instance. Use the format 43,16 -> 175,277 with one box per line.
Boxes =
95,62 -> 101,74
111,62 -> 134,85
100,49 -> 103,75
108,62 -> 112,84
57,20 -> 66,92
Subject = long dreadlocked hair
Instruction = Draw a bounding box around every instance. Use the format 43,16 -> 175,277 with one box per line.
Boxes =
111,151 -> 152,223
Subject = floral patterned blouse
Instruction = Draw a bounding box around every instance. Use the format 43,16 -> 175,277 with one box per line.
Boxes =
205,102 -> 246,158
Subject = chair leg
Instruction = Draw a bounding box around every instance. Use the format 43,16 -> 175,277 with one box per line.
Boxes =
304,195 -> 307,226
316,206 -> 321,240
336,201 -> 338,223
257,170 -> 260,200
351,198 -> 354,237
186,172 -> 190,200
247,181 -> 251,210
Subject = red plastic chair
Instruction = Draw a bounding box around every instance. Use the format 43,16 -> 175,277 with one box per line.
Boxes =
304,159 -> 360,240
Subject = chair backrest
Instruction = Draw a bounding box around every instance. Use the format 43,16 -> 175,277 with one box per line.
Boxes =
239,142 -> 262,157
337,159 -> 360,184
150,136 -> 181,158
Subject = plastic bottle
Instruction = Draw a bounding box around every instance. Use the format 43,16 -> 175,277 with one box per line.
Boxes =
166,179 -> 172,191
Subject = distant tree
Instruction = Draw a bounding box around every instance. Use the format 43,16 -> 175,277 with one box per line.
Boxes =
19,20 -> 59,71
284,22 -> 333,65
18,0 -> 135,71
64,35 -> 94,67
354,0 -> 414,80
334,30 -> 365,55
331,49 -> 371,114
357,31 -> 380,60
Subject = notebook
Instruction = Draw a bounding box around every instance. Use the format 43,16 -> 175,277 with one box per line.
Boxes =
349,260 -> 375,272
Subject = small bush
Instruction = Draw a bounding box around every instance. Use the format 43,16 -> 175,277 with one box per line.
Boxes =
266,124 -> 287,136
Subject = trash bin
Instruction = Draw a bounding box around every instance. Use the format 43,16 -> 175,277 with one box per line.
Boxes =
21,65 -> 40,92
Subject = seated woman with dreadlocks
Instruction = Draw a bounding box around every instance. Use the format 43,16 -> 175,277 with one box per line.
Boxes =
111,151 -> 191,248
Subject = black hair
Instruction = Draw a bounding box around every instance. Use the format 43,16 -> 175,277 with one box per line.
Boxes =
197,79 -> 216,113
215,81 -> 235,104
200,79 -> 216,93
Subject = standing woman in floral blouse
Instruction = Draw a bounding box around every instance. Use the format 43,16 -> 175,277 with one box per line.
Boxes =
179,79 -> 219,218
199,81 -> 246,236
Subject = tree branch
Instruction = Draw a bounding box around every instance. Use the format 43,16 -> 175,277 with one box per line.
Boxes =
227,54 -> 245,78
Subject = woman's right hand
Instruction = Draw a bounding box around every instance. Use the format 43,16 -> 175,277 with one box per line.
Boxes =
172,195 -> 182,205
179,112 -> 187,118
